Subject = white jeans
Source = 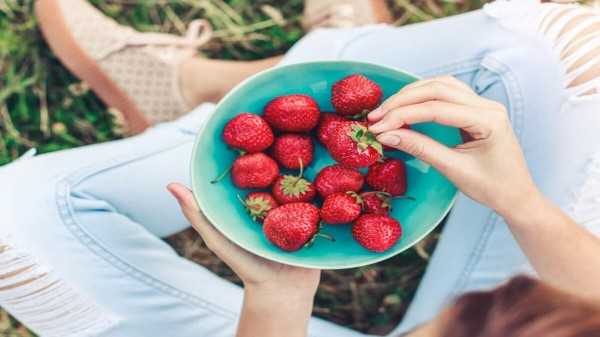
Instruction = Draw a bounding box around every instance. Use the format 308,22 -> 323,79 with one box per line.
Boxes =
2,2 -> 600,337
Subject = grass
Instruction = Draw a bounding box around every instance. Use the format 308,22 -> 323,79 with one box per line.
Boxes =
0,0 -> 485,335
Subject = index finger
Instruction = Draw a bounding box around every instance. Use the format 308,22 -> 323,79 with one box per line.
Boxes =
368,80 -> 487,123
369,101 -> 492,139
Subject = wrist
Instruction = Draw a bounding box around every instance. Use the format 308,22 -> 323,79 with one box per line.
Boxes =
244,284 -> 316,311
237,286 -> 314,337
495,186 -> 548,226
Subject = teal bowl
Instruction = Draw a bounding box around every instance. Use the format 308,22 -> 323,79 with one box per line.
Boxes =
191,61 -> 461,269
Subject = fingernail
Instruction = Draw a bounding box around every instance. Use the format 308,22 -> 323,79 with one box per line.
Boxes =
368,107 -> 383,118
377,134 -> 400,146
167,185 -> 181,202
369,121 -> 384,133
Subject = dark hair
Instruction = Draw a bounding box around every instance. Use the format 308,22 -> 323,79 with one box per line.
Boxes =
440,276 -> 600,337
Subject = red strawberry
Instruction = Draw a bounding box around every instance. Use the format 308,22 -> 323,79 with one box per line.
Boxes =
269,133 -> 314,170
271,165 -> 316,204
352,214 -> 402,252
327,122 -> 383,168
263,94 -> 320,132
229,153 -> 279,189
222,113 -> 274,153
263,202 -> 333,252
365,158 -> 408,196
332,74 -> 383,117
320,192 -> 362,224
238,192 -> 279,222
314,164 -> 364,199
316,112 -> 347,147
360,192 -> 392,216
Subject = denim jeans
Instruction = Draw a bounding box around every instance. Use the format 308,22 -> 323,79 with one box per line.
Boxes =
2,3 -> 600,337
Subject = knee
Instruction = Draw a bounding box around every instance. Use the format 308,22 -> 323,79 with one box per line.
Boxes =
541,5 -> 600,97
0,237 -> 121,337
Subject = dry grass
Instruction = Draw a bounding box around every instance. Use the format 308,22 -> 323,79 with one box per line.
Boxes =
0,0 -> 486,335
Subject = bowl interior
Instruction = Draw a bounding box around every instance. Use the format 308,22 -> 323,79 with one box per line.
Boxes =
191,61 -> 461,269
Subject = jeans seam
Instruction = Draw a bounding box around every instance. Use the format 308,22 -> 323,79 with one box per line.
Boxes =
436,58 -> 525,301
393,57 -> 525,307
54,140 -> 237,320
417,59 -> 482,78
447,211 -> 500,301
480,56 -> 525,140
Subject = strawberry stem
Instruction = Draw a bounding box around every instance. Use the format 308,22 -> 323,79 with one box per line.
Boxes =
393,195 -> 416,201
360,191 -> 393,198
303,223 -> 336,249
315,233 -> 336,242
293,158 -> 305,186
353,109 -> 371,120
236,194 -> 245,205
211,161 -> 235,184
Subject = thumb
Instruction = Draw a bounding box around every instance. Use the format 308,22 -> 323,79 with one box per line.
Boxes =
166,183 -> 228,249
376,129 -> 461,173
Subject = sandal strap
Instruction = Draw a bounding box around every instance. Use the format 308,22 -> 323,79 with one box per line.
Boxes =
97,19 -> 212,60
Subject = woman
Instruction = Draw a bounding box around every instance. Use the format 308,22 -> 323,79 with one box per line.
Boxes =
1,0 -> 600,336
169,73 -> 600,336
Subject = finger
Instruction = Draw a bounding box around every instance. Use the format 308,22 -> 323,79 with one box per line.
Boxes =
394,77 -> 507,112
375,128 -> 462,172
368,80 -> 488,123
369,101 -> 492,139
402,75 -> 473,93
368,76 -> 474,122
167,183 -> 235,255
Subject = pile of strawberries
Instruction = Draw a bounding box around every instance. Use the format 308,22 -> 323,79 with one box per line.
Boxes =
212,74 -> 412,253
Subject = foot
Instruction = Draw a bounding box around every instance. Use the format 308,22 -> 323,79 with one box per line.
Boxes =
303,0 -> 393,31
35,0 -> 212,134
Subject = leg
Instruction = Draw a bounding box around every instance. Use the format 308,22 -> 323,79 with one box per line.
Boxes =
35,0 -> 392,134
279,4 -> 600,335
278,2 -> 600,334
180,56 -> 283,108
0,104 -> 365,337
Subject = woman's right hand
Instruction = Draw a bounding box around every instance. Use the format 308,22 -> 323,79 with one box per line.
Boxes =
368,75 -> 540,216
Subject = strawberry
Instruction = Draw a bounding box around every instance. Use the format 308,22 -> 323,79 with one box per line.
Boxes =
314,164 -> 364,199
222,113 -> 274,153
269,133 -> 314,170
352,214 -> 402,252
263,94 -> 320,132
327,121 -> 383,168
238,192 -> 279,222
331,74 -> 383,117
360,192 -> 392,216
316,112 -> 347,147
228,153 -> 279,189
271,162 -> 316,204
365,158 -> 408,196
320,192 -> 362,224
263,202 -> 333,252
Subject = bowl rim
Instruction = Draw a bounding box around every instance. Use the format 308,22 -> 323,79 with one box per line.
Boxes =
190,60 -> 458,269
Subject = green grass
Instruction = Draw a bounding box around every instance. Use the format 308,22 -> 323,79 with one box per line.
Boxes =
0,0 -> 485,335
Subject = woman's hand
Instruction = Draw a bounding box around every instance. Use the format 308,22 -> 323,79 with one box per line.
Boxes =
168,183 -> 318,337
167,183 -> 320,296
368,75 -> 539,216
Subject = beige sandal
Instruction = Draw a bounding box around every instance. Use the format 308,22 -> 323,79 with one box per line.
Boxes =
303,0 -> 393,31
35,0 -> 212,134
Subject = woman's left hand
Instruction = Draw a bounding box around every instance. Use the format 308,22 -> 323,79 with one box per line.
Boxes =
167,183 -> 320,298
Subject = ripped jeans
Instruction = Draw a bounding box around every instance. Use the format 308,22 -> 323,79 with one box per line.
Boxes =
2,2 -> 600,337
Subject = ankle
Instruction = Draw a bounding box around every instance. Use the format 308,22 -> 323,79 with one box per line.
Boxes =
179,57 -> 282,107
179,58 -> 223,107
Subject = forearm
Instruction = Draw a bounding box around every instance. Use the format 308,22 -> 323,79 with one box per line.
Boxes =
498,191 -> 600,300
237,287 -> 314,337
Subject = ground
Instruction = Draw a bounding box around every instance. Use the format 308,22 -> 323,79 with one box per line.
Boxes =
0,0 -> 485,335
